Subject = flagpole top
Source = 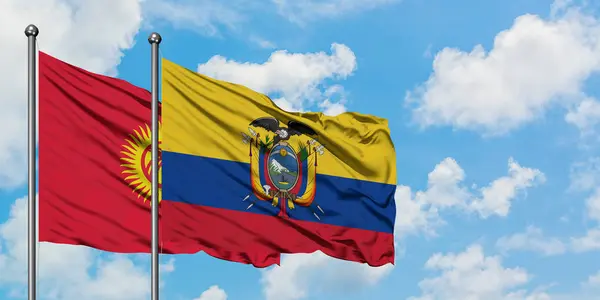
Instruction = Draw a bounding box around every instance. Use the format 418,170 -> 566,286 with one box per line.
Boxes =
24,24 -> 39,37
148,32 -> 162,44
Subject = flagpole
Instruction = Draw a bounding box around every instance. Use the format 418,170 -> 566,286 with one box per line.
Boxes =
25,24 -> 39,300
148,32 -> 162,300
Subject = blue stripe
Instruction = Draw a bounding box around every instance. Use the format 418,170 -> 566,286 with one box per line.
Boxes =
162,151 -> 396,233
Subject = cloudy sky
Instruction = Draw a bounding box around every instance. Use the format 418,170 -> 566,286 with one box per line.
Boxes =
1,0 -> 600,299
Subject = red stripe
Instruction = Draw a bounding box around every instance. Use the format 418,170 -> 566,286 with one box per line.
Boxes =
160,201 -> 395,268
40,200 -> 395,268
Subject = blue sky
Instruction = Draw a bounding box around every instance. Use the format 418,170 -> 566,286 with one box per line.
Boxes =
1,0 -> 600,299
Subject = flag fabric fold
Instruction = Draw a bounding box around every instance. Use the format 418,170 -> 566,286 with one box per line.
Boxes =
160,58 -> 397,267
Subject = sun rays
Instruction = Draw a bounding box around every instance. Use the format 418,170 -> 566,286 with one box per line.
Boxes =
120,124 -> 162,203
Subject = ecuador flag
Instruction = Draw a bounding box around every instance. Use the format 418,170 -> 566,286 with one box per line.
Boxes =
160,59 -> 397,267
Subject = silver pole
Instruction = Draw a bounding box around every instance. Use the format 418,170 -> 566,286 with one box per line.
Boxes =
148,32 -> 162,300
24,24 -> 39,300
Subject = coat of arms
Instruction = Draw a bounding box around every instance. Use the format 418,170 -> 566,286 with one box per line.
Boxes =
241,117 -> 326,220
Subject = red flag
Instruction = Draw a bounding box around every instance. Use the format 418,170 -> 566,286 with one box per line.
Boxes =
39,51 -> 158,252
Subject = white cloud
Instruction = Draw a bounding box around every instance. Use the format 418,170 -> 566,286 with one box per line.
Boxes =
567,156 -> 600,253
0,196 -> 155,299
409,244 -> 550,300
586,188 -> 600,222
584,271 -> 600,288
549,270 -> 600,300
248,35 -> 277,49
496,226 -> 600,255
568,187 -> 600,253
498,204 -> 600,254
144,0 -> 400,43
568,162 -> 600,252
470,158 -> 546,218
0,0 -> 144,188
319,99 -> 347,116
142,0 -> 246,36
570,229 -> 600,252
565,97 -> 600,138
261,251 -> 393,300
318,85 -> 348,116
197,43 -> 356,112
496,226 -> 567,256
394,185 -> 443,238
272,0 -> 399,24
193,285 -> 228,300
160,257 -> 176,273
397,157 -> 544,237
423,44 -> 434,58
489,172 -> 600,254
538,270 -> 600,300
569,157 -> 600,192
406,3 -> 600,135
413,157 -> 471,209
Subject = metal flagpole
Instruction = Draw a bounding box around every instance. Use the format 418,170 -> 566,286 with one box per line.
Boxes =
25,24 -> 39,300
148,32 -> 162,300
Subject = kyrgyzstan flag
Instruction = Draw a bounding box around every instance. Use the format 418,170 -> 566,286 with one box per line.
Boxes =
39,51 -> 161,252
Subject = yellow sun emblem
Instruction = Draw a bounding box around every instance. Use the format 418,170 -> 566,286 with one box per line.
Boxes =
120,123 -> 162,204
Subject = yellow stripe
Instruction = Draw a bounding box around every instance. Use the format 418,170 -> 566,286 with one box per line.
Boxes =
161,58 -> 396,185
